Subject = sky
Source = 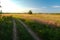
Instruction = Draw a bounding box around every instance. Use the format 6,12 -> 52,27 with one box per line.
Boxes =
1,0 -> 60,13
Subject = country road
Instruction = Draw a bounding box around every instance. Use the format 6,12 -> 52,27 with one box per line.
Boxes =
13,20 -> 17,40
12,18 -> 41,40
17,19 -> 41,40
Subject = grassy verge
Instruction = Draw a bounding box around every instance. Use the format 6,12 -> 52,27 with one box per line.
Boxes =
15,18 -> 34,40
0,16 -> 13,40
20,18 -> 60,40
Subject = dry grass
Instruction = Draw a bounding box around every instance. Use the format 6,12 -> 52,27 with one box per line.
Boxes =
1,14 -> 60,26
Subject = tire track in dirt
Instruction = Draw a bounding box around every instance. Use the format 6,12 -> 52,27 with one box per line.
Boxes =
13,20 -> 17,40
17,19 -> 41,40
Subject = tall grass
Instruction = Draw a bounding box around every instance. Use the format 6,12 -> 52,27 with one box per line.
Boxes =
15,18 -> 34,40
0,16 -> 13,40
20,18 -> 60,40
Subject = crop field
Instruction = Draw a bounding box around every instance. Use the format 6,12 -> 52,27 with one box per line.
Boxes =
2,14 -> 60,26
0,13 -> 60,40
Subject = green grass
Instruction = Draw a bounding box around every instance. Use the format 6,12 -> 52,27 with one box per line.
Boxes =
0,16 -> 34,40
0,15 -> 60,40
15,18 -> 34,40
20,18 -> 60,40
0,16 -> 13,40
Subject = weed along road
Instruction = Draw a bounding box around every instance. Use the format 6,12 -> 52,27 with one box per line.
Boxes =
0,15 -> 41,40
12,17 -> 41,40
1,14 -> 60,40
17,19 -> 41,40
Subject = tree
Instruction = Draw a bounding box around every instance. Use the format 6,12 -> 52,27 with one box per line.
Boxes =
28,10 -> 32,14
0,2 -> 2,19
0,10 -> 2,14
0,2 -> 2,14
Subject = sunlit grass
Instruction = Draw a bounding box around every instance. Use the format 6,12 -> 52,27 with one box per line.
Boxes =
19,18 -> 60,40
2,13 -> 60,26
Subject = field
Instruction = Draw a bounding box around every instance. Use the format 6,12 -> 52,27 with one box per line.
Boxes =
0,13 -> 60,40
2,14 -> 60,26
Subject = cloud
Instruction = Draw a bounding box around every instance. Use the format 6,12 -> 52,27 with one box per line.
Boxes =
1,0 -> 46,13
12,7 -> 45,13
52,6 -> 60,8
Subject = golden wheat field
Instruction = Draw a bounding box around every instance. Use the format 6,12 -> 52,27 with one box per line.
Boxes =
1,14 -> 60,26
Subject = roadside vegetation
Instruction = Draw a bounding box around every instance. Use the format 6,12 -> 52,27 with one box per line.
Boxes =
15,18 -> 34,40
19,18 -> 60,40
0,16 -> 13,40
0,13 -> 60,40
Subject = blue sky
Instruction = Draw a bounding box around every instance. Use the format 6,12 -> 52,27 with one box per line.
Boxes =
1,0 -> 60,13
